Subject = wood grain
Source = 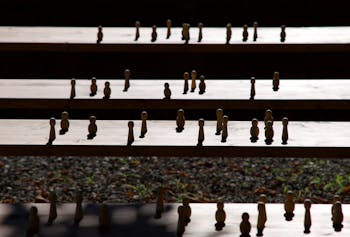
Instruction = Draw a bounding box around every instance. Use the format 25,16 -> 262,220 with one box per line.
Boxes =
0,203 -> 348,237
0,120 -> 349,157
1,27 -> 350,53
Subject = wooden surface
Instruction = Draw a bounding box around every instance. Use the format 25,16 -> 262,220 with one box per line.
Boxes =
1,79 -> 350,111
2,79 -> 350,100
1,27 -> 350,52
0,203 -> 349,237
0,119 -> 350,157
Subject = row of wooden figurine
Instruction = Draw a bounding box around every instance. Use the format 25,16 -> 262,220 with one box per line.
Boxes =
26,190 -> 345,237
69,70 -> 281,100
95,21 -> 287,44
46,108 -> 288,146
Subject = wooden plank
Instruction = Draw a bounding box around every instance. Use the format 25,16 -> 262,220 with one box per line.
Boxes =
0,120 -> 349,157
0,27 -> 350,53
0,79 -> 349,111
1,79 -> 350,100
0,203 -> 349,237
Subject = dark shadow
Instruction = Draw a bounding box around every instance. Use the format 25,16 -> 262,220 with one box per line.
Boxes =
1,203 -> 175,237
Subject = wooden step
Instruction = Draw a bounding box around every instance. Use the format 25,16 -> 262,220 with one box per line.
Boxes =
1,119 -> 350,157
0,203 -> 348,237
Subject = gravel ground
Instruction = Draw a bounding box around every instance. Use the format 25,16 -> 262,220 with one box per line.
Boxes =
0,156 -> 349,204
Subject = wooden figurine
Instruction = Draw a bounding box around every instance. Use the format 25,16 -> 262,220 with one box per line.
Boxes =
59,111 -> 69,135
265,121 -> 274,144
154,187 -> 165,219
226,23 -> 232,44
257,202 -> 267,236
97,25 -> 103,44
74,192 -> 84,227
183,23 -> 190,44
216,108 -> 223,135
99,204 -> 111,234
332,195 -> 341,217
242,24 -> 248,42
253,22 -> 258,41
90,77 -> 97,96
176,109 -> 185,132
304,199 -> 312,234
258,194 -> 268,203
273,71 -> 280,91
139,111 -> 148,138
183,198 -> 192,225
46,118 -> 56,145
250,118 -> 259,142
27,206 -> 40,237
123,69 -> 131,92
282,117 -> 289,144
280,25 -> 286,42
284,190 -> 295,221
198,75 -> 206,94
70,79 -> 76,99
240,212 -> 251,237
47,191 -> 57,225
215,201 -> 226,231
181,23 -> 186,40
127,121 -> 134,146
190,70 -> 197,92
135,21 -> 140,41
221,115 -> 228,142
250,77 -> 256,100
198,22 -> 203,42
151,25 -> 157,42
166,19 -> 172,39
264,109 -> 273,127
103,81 -> 111,99
87,115 -> 97,139
183,72 -> 189,94
332,201 -> 344,232
197,118 -> 205,146
163,82 -> 171,99
177,205 -> 185,237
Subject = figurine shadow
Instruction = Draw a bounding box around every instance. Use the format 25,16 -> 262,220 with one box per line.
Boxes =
1,203 -> 175,237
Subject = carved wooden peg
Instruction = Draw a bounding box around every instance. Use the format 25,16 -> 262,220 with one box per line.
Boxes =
221,115 -> 228,142
282,117 -> 289,144
197,118 -> 205,146
190,70 -> 197,92
216,108 -> 223,135
183,72 -> 189,94
199,75 -> 206,94
304,199 -> 312,234
226,23 -> 232,44
59,111 -> 69,135
273,71 -> 280,91
198,22 -> 203,42
87,115 -> 97,139
284,190 -> 295,221
265,120 -> 274,145
250,118 -> 259,142
280,25 -> 286,42
70,79 -> 76,99
47,191 -> 57,225
154,187 -> 165,219
140,111 -> 148,138
215,201 -> 226,231
135,21 -> 140,41
97,25 -> 103,44
250,77 -> 256,100
176,109 -> 185,132
151,25 -> 157,42
166,19 -> 172,39
257,202 -> 267,236
127,121 -> 135,146
46,118 -> 56,145
240,212 -> 251,237
163,82 -> 171,99
124,69 -> 131,92
242,24 -> 248,42
253,22 -> 258,41
103,81 -> 111,99
90,77 -> 97,96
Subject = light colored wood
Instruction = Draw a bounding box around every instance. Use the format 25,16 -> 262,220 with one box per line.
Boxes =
2,119 -> 350,147
2,79 -> 350,100
1,26 -> 349,44
0,203 -> 350,237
